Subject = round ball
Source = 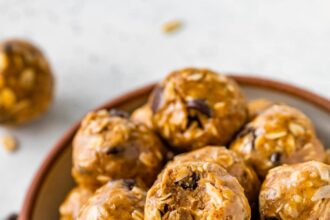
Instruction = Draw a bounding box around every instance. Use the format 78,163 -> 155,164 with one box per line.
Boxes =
145,161 -> 251,220
131,104 -> 153,129
72,109 -> 167,188
148,68 -> 247,151
79,179 -> 146,220
169,146 -> 260,203
230,104 -> 325,177
0,39 -> 53,125
247,99 -> 274,120
259,161 -> 330,220
59,186 -> 93,220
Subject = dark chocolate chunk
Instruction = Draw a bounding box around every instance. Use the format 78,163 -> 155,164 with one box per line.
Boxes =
123,179 -> 136,190
175,172 -> 200,190
108,109 -> 129,118
160,204 -> 169,216
186,114 -> 203,129
186,99 -> 212,117
269,152 -> 282,165
236,127 -> 255,139
151,86 -> 163,113
105,146 -> 125,155
236,127 -> 257,149
4,43 -> 13,54
264,217 -> 279,220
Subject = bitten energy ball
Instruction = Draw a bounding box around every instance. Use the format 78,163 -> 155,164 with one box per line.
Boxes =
259,161 -> 330,220
169,146 -> 260,203
59,186 -> 93,220
72,109 -> 166,188
149,68 -> 247,151
0,39 -> 53,125
230,104 -> 325,177
131,104 -> 153,129
78,179 -> 146,220
145,161 -> 251,220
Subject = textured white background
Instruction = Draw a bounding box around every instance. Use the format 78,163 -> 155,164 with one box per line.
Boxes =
0,0 -> 330,217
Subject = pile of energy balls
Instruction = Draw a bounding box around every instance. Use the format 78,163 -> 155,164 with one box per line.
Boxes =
58,68 -> 330,220
1,39 -> 328,219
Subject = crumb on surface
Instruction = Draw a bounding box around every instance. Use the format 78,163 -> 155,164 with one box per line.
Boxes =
162,20 -> 182,33
1,134 -> 17,152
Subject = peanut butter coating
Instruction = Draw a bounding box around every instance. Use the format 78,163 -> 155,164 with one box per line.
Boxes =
131,104 -> 153,129
149,68 -> 247,151
145,161 -> 251,220
0,39 -> 53,125
59,186 -> 93,220
230,104 -> 325,177
259,161 -> 330,220
72,109 -> 167,188
247,99 -> 274,120
78,179 -> 146,220
169,146 -> 260,203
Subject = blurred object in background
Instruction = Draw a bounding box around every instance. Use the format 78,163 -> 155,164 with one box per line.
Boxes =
1,133 -> 17,153
0,39 -> 54,126
162,20 -> 183,34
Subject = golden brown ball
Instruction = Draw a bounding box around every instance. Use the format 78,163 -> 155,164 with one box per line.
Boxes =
0,39 -> 53,125
148,68 -> 247,151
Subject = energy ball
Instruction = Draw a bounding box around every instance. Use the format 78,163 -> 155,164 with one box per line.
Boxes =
149,68 -> 247,151
145,161 -> 251,220
259,161 -> 330,220
230,104 -> 325,177
59,186 -> 93,220
72,109 -> 166,188
247,99 -> 273,120
0,39 -> 53,125
169,146 -> 260,203
325,149 -> 330,165
131,104 -> 153,129
78,179 -> 146,220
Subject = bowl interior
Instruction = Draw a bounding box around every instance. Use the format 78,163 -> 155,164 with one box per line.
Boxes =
29,83 -> 330,220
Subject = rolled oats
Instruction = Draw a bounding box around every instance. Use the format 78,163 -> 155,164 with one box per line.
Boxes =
260,161 -> 330,220
145,162 -> 250,220
230,104 -> 325,177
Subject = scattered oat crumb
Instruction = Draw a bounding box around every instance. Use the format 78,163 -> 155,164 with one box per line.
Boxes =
162,20 -> 182,33
1,134 -> 17,152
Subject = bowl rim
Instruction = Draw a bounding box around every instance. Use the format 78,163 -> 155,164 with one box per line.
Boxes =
19,75 -> 330,220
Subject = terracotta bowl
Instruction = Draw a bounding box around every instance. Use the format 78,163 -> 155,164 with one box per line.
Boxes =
19,75 -> 330,220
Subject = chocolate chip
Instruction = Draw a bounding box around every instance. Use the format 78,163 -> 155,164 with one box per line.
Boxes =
105,146 -> 125,155
108,109 -> 129,118
123,179 -> 136,190
236,127 -> 255,139
160,204 -> 169,216
186,115 -> 203,129
269,152 -> 282,165
151,86 -> 163,113
175,172 -> 200,190
264,217 -> 279,220
4,43 -> 13,54
6,213 -> 18,220
236,127 -> 256,149
186,99 -> 212,117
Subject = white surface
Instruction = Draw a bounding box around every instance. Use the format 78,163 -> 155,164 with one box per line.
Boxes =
0,0 -> 329,216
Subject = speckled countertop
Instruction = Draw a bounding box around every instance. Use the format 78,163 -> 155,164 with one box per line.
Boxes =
0,0 -> 330,217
